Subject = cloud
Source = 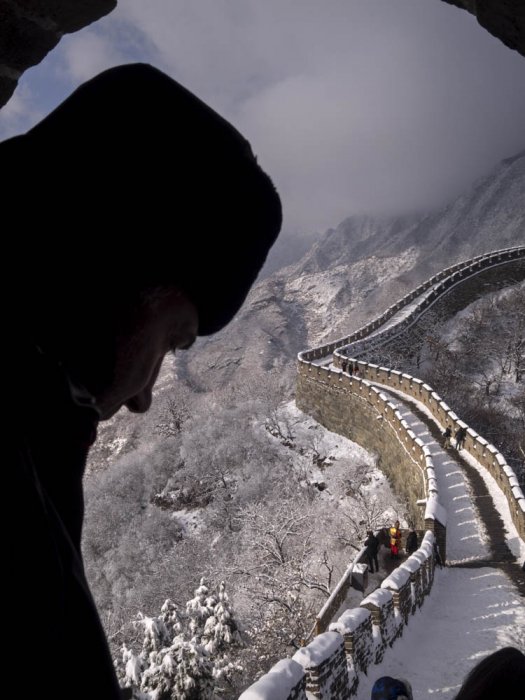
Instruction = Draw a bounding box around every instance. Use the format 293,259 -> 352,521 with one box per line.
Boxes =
3,0 -> 524,246
106,0 -> 525,238
59,30 -> 127,83
0,84 -> 44,140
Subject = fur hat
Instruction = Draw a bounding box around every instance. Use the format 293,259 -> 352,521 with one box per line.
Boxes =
371,676 -> 413,700
2,63 -> 282,335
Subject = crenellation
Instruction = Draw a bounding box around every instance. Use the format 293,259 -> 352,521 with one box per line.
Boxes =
361,588 -> 400,659
400,557 -> 424,612
293,632 -> 351,700
243,249 -> 525,699
381,570 -> 412,626
239,659 -> 307,700
329,609 -> 374,674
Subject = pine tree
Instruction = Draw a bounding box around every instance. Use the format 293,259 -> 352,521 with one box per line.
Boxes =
186,578 -> 216,639
118,580 -> 242,698
201,581 -> 242,655
140,636 -> 214,700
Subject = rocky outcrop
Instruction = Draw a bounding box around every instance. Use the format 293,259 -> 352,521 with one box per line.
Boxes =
0,0 -> 116,107
443,1 -> 524,57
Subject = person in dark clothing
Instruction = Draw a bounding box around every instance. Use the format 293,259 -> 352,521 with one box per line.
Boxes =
405,528 -> 418,555
364,530 -> 380,573
443,425 -> 452,449
453,646 -> 525,700
371,676 -> 413,700
455,426 -> 467,450
5,64 -> 281,700
433,539 -> 444,568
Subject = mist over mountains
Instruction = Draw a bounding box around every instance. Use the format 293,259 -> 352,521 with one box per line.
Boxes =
89,150 -> 525,472
177,149 -> 525,390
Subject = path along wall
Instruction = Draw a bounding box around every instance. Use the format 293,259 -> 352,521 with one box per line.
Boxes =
239,533 -> 437,700
299,248 -> 524,364
239,248 -> 525,699
299,247 -> 525,542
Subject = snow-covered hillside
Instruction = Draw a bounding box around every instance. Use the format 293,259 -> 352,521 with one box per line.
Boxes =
82,149 -> 525,697
173,151 -> 525,393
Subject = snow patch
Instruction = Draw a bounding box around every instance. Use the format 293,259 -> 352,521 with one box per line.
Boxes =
381,567 -> 411,591
293,631 -> 343,668
239,659 -> 304,700
330,607 -> 371,634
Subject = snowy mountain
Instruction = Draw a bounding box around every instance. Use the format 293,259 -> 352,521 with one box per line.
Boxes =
176,150 -> 525,391
306,150 -> 525,270
88,150 -> 525,472
83,150 -> 525,697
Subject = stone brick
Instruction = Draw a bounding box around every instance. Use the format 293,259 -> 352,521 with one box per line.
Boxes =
330,608 -> 374,674
381,569 -> 412,626
293,632 -> 351,700
360,588 -> 400,660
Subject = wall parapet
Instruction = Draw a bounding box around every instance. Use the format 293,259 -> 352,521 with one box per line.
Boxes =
298,246 -> 524,364
330,361 -> 524,540
243,533 -> 438,699
240,248 -> 524,699
302,246 -> 525,541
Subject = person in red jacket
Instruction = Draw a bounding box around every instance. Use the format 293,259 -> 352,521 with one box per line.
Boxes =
389,520 -> 402,558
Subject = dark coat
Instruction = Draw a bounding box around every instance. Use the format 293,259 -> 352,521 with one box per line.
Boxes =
8,344 -> 122,699
456,427 -> 467,441
406,531 -> 418,554
365,534 -> 380,555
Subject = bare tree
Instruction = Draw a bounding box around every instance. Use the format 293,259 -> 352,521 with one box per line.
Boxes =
338,490 -> 392,550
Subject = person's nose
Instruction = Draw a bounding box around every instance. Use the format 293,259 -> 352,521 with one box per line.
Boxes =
125,357 -> 164,414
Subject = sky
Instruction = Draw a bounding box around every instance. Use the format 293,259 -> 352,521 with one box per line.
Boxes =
2,0 -> 524,267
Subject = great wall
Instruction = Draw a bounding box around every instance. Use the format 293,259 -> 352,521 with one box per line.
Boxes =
240,246 -> 525,699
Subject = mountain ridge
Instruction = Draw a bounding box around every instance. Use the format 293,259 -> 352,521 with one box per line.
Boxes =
177,150 -> 524,390
88,150 -> 525,472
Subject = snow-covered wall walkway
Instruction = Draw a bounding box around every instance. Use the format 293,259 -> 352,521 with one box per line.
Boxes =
241,247 -> 525,699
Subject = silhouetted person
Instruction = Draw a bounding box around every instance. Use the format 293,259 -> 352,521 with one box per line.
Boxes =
443,425 -> 452,449
405,528 -> 418,555
453,646 -> 525,700
455,426 -> 467,450
364,530 -> 380,573
4,64 -> 281,699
